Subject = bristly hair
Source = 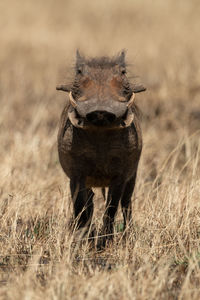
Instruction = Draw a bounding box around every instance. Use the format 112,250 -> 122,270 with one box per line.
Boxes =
85,56 -> 126,69
76,50 -> 127,69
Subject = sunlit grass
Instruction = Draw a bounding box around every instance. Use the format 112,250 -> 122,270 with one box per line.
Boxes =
0,0 -> 200,299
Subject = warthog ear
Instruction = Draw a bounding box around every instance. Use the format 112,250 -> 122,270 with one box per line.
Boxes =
118,50 -> 126,68
76,49 -> 83,61
76,50 -> 85,72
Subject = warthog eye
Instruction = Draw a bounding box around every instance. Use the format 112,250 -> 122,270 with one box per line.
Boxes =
121,69 -> 126,75
77,68 -> 82,75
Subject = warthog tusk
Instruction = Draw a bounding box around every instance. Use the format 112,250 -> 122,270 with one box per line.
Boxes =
127,93 -> 135,108
68,109 -> 84,128
120,109 -> 134,128
69,91 -> 77,108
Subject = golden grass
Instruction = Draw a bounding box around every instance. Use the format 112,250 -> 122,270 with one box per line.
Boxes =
0,0 -> 200,299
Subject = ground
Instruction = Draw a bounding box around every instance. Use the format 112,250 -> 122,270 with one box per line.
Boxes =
0,0 -> 200,299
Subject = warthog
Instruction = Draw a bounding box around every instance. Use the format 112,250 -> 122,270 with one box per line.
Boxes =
57,51 -> 146,245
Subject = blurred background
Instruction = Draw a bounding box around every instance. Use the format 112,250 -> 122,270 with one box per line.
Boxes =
1,0 -> 200,190
1,2 -> 200,296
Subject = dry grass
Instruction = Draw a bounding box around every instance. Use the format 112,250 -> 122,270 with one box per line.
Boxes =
0,0 -> 200,299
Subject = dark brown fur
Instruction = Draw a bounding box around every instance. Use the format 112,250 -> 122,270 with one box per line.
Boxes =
57,51 -> 145,247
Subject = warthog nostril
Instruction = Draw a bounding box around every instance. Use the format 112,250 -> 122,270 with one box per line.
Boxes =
86,111 -> 116,126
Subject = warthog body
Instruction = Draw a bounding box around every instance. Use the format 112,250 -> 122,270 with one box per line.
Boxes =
57,51 -> 145,244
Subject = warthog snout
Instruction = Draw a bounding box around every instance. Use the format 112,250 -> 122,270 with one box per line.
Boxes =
86,110 -> 116,126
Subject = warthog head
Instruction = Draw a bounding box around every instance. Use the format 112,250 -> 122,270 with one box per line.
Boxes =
57,51 -> 146,129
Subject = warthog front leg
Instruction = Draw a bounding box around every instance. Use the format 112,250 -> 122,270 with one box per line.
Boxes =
70,179 -> 94,229
99,181 -> 125,246
121,173 -> 137,230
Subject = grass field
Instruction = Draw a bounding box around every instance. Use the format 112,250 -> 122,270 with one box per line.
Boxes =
1,0 -> 200,299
